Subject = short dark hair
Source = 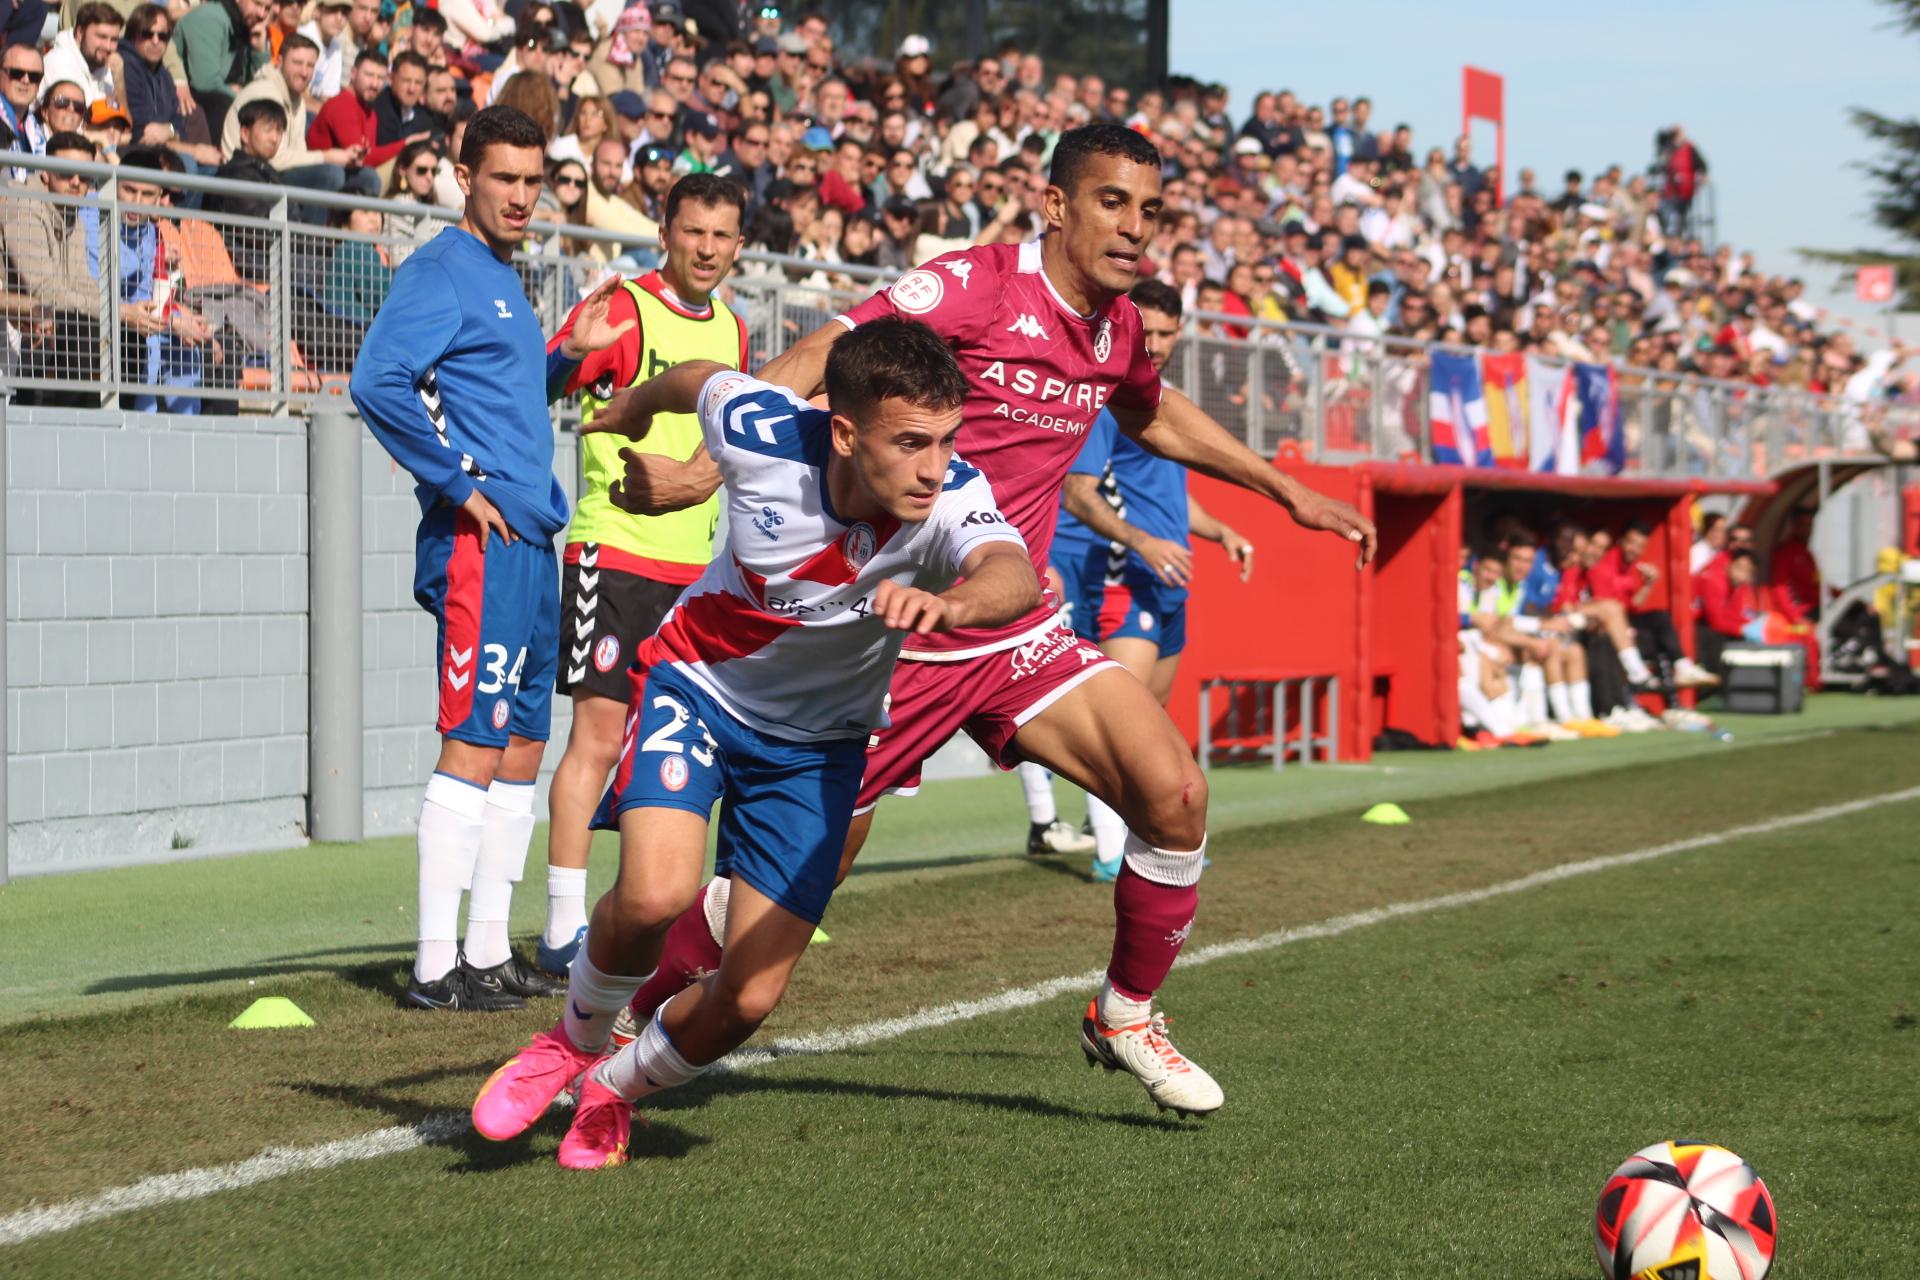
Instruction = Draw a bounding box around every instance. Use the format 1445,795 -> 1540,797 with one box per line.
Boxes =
237,98 -> 288,131
1129,278 -> 1183,320
824,317 -> 969,426
1701,512 -> 1727,534
1728,548 -> 1756,566
118,145 -> 169,176
664,171 -> 746,229
279,32 -> 318,59
411,6 -> 446,32
1048,122 -> 1161,195
391,50 -> 429,76
353,47 -> 385,69
1624,519 -> 1654,538
44,130 -> 95,158
74,2 -> 122,29
459,104 -> 546,169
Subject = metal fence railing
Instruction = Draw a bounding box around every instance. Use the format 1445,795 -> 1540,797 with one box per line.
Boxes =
3,150 -> 1913,479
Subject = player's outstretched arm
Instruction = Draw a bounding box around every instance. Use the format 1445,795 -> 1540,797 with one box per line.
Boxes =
582,358 -> 729,516
874,543 -> 1040,636
1188,494 -> 1254,582
1114,387 -> 1377,569
1064,473 -> 1192,587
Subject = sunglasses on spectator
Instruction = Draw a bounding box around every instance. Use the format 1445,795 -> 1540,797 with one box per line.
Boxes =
139,26 -> 170,40
4,67 -> 44,84
48,95 -> 85,111
555,175 -> 585,188
410,163 -> 436,175
741,134 -> 768,146
664,72 -> 694,84
647,109 -> 673,119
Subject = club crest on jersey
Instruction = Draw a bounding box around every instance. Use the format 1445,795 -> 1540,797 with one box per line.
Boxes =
890,269 -> 944,314
491,700 -> 510,730
593,635 -> 621,673
1094,317 -> 1113,363
659,755 -> 690,792
843,522 -> 878,569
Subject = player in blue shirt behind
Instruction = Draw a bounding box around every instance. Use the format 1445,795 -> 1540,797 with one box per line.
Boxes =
1046,279 -> 1254,880
350,105 -> 634,1012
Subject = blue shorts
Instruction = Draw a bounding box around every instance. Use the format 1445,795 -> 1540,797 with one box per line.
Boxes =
1093,577 -> 1187,657
592,664 -> 865,925
1051,543 -> 1106,641
413,505 -> 559,747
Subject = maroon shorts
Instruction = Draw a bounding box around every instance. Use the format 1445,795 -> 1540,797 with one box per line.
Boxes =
856,619 -> 1117,812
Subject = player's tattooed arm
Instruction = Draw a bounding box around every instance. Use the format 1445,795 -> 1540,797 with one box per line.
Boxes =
1114,388 -> 1378,569
1062,474 -> 1192,587
875,542 -> 1039,635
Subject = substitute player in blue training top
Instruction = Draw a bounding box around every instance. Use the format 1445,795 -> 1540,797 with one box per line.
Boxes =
1049,279 -> 1254,881
350,105 -> 633,1013
470,318 -> 1041,1169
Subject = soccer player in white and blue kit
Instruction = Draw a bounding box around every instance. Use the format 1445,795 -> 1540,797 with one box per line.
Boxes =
350,106 -> 634,1012
471,318 -> 1040,1168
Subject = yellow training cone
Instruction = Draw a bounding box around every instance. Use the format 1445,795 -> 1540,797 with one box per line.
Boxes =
1361,803 -> 1411,826
809,927 -> 831,945
229,997 -> 316,1029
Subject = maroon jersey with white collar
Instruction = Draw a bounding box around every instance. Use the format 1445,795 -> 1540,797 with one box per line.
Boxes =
838,240 -> 1162,657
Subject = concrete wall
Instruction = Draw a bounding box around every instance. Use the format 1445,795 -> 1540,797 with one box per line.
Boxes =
5,407 -> 582,875
7,409 -> 310,873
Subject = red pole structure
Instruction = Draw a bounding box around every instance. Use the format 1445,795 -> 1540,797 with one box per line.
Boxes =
1462,65 -> 1505,206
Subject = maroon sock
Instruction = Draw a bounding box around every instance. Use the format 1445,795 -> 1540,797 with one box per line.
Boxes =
629,884 -> 724,1019
1105,862 -> 1199,1002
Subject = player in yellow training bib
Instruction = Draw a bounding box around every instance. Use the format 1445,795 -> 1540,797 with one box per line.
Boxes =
536,173 -> 748,975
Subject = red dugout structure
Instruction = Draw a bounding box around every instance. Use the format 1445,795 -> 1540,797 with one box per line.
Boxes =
1171,462 -> 1773,762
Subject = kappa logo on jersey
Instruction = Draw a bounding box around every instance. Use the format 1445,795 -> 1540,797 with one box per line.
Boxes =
491,700 -> 510,730
890,269 -> 944,315
493,299 -> 513,319
940,258 -> 974,288
445,644 -> 474,690
1007,313 -> 1050,341
593,634 -> 621,673
659,754 -> 689,792
754,505 -> 786,540
844,522 -> 877,568
1094,316 -> 1113,364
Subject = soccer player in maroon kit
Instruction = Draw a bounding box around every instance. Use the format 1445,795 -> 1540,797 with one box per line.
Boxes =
596,125 -> 1375,1114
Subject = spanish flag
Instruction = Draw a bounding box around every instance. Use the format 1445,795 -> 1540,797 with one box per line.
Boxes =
1479,351 -> 1528,469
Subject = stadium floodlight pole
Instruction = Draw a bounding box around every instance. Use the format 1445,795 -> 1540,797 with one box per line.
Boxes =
308,403 -> 365,843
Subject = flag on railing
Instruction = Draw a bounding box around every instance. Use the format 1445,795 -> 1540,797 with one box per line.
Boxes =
1479,351 -> 1527,468
1429,350 -> 1493,467
1525,354 -> 1577,474
1573,361 -> 1625,474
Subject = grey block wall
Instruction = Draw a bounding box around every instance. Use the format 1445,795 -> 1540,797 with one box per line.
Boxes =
7,409 -> 310,872
6,407 -> 581,874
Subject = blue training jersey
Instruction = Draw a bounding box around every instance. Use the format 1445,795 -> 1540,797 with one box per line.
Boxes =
1521,550 -> 1561,615
1053,407 -> 1191,600
349,226 -> 576,543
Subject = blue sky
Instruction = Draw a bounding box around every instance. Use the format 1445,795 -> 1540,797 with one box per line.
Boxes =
1168,0 -> 1915,322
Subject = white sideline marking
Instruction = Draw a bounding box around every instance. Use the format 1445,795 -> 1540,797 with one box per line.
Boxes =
5,785 -> 1916,1248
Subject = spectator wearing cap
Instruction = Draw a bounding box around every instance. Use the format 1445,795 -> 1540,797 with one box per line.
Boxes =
639,4 -> 683,88
767,31 -> 806,114
587,7 -> 653,99
673,108 -> 722,174
297,0 -> 353,104
43,2 -> 121,106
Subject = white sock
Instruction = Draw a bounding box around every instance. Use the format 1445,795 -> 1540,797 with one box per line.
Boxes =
1571,680 -> 1594,721
416,772 -> 487,983
1485,688 -> 1521,738
1096,975 -> 1152,1031
1518,664 -> 1548,725
563,948 -> 649,1053
1016,761 -> 1057,825
464,778 -> 537,969
1618,644 -> 1652,683
1547,681 -> 1574,724
1086,793 -> 1126,866
594,1007 -> 707,1099
544,866 -> 589,949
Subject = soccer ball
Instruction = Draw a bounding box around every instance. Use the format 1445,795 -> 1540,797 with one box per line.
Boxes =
1592,1141 -> 1776,1280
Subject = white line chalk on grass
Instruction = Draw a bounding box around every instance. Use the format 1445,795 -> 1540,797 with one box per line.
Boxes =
5,784 -> 1916,1248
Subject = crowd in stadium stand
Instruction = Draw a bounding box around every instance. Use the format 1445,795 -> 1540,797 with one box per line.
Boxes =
3,0 -> 1918,416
